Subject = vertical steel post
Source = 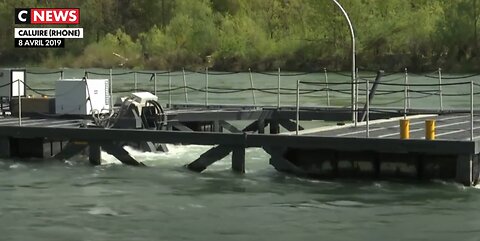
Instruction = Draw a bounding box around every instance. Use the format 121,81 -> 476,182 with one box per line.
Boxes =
277,68 -> 281,108
182,68 -> 189,104
296,80 -> 300,135
168,71 -> 172,107
354,68 -> 360,127
109,68 -> 113,110
406,68 -> 411,109
438,68 -> 443,111
18,79 -> 21,126
366,78 -> 369,138
324,68 -> 330,106
88,142 -> 101,165
249,68 -> 257,106
60,68 -> 64,80
404,68 -> 408,119
154,72 -> 157,97
134,72 -> 138,92
471,81 -> 474,141
205,67 -> 209,106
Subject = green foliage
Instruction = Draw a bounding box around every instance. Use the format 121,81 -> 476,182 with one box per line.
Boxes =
167,0 -> 218,57
215,14 -> 274,69
139,25 -> 175,69
76,29 -> 142,68
0,0 -> 479,71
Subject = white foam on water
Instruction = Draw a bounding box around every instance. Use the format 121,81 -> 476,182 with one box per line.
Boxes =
88,206 -> 120,216
99,144 -> 272,174
471,184 -> 480,190
9,163 -> 26,169
326,200 -> 370,208
187,203 -> 205,209
100,152 -> 122,165
100,144 -> 215,167
431,179 -> 468,190
292,201 -> 339,210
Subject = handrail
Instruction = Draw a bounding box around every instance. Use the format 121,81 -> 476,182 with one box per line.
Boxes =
471,81 -> 474,141
21,67 -> 480,128
26,68 -> 480,81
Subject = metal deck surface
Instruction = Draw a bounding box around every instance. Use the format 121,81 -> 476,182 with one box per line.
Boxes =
0,117 -> 84,128
311,114 -> 479,141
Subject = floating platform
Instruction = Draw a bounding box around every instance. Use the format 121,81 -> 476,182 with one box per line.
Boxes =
276,113 -> 480,186
0,106 -> 478,186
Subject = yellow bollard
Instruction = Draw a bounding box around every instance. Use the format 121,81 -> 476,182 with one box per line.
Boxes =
425,119 -> 436,140
400,119 -> 410,139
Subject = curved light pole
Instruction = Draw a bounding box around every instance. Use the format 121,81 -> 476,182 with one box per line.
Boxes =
331,0 -> 357,124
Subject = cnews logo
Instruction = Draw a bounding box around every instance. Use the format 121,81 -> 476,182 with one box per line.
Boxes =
15,8 -> 80,24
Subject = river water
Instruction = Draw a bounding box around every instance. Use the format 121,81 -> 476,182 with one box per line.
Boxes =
1,68 -> 480,240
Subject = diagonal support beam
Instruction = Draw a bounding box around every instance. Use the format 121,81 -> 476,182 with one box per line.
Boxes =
102,143 -> 145,166
139,141 -> 157,152
156,143 -> 168,152
170,122 -> 194,132
187,122 -> 254,173
279,119 -> 304,132
187,145 -> 233,172
243,119 -> 268,133
218,120 -> 241,133
54,141 -> 88,160
244,120 -> 261,132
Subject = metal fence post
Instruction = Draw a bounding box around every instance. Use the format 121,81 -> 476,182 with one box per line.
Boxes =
471,81 -> 474,141
296,80 -> 300,135
182,68 -> 189,104
352,72 -> 357,124
404,68 -> 408,119
405,68 -> 410,109
60,68 -> 64,80
168,71 -> 172,107
109,68 -> 113,110
366,78 -> 370,138
205,67 -> 209,106
354,68 -> 359,127
249,68 -> 257,106
134,72 -> 138,92
277,68 -> 281,108
154,72 -> 157,97
18,79 -> 21,126
324,68 -> 330,106
438,68 -> 443,111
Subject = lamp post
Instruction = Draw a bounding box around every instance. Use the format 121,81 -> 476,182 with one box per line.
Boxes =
331,0 -> 356,124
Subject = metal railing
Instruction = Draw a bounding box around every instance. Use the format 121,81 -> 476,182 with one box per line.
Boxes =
21,67 -> 480,140
295,78 -> 476,140
28,68 -> 351,108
